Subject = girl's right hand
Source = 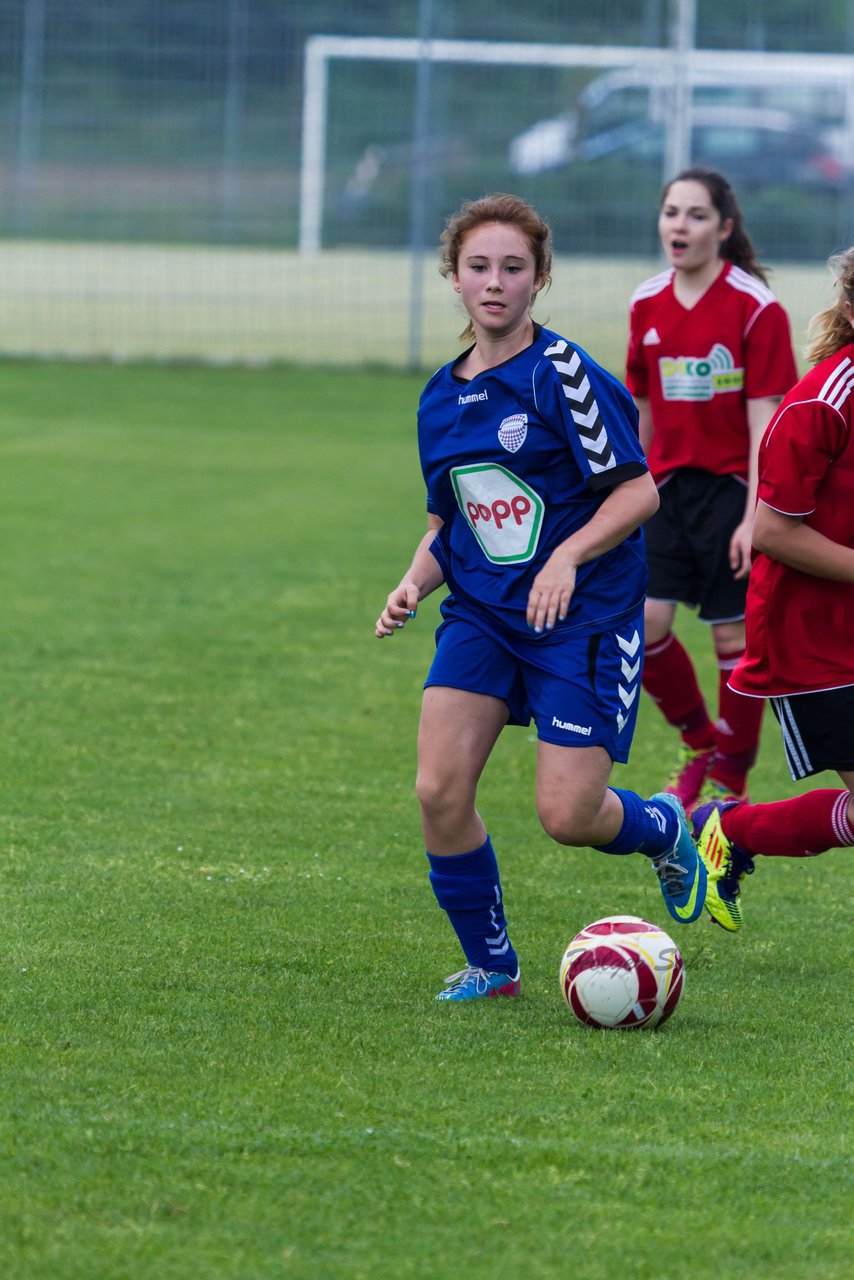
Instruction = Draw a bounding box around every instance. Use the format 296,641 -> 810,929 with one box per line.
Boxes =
375,581 -> 420,637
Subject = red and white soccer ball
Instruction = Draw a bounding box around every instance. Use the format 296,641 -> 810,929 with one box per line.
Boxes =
559,915 -> 685,1030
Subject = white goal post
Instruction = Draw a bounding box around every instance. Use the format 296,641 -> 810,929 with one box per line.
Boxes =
299,33 -> 854,254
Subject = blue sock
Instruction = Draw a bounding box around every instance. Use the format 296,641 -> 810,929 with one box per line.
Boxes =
427,837 -> 518,976
593,788 -> 678,858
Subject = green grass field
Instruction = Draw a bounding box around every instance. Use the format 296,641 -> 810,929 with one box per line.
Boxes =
0,243 -> 831,373
0,360 -> 850,1279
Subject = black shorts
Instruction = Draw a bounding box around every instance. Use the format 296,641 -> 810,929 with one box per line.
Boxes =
770,685 -> 854,780
645,468 -> 748,623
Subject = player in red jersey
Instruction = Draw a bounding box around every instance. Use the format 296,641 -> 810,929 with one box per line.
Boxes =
626,167 -> 798,810
692,246 -> 854,930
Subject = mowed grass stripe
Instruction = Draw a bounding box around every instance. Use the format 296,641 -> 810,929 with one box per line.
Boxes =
0,361 -> 849,1280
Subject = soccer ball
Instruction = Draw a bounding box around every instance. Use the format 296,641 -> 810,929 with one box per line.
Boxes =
559,915 -> 685,1030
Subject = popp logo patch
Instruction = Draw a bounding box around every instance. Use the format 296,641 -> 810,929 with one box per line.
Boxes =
450,463 -> 544,563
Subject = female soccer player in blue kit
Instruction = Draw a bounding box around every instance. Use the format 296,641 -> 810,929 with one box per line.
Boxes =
375,194 -> 706,1000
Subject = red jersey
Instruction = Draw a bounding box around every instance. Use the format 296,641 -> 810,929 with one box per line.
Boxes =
732,344 -> 854,697
626,262 -> 797,483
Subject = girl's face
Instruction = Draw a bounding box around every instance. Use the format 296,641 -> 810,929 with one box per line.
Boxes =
658,179 -> 734,273
452,222 -> 544,338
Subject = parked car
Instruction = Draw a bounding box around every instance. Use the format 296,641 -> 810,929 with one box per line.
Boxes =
509,66 -> 854,189
511,104 -> 847,189
591,106 -> 845,188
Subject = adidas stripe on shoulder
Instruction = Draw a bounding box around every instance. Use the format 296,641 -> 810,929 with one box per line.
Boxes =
724,264 -> 777,308
629,269 -> 674,308
817,354 -> 854,411
765,353 -> 854,449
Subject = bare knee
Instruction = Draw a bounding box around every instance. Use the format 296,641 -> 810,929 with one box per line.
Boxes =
415,767 -> 445,821
644,600 -> 675,647
712,619 -> 745,653
538,793 -> 603,847
415,765 -> 475,825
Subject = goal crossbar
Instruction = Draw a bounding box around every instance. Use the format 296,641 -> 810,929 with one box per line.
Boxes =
299,34 -> 854,253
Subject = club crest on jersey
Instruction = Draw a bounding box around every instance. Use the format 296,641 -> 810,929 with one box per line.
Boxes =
451,462 -> 544,564
497,413 -> 527,453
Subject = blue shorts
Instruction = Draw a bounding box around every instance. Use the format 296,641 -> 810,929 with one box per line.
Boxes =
424,603 -> 645,762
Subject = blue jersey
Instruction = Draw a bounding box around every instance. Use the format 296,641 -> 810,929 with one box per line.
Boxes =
418,325 -> 649,639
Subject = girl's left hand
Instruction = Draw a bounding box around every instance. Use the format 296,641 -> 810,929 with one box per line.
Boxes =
729,519 -> 753,580
526,549 -> 577,633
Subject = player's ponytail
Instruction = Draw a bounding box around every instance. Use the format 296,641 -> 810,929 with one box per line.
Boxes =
663,166 -> 769,285
439,193 -> 553,344
805,247 -> 854,364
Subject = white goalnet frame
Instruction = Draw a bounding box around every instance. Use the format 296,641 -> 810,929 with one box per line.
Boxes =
299,33 -> 854,254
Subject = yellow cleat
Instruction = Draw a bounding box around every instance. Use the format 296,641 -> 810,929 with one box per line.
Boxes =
691,799 -> 754,933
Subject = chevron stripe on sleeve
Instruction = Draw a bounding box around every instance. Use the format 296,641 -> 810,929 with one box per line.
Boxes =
544,339 -> 616,475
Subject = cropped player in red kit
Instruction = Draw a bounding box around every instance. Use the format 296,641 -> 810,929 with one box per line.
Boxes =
692,246 -> 854,930
626,168 -> 798,811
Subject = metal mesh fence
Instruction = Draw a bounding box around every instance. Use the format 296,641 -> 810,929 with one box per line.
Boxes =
1,0 -> 853,369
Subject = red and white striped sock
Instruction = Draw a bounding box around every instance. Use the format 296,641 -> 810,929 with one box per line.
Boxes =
722,789 -> 854,858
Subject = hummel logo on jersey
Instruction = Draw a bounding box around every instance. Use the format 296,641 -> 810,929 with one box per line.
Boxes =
497,413 -> 527,453
642,327 -> 661,345
458,390 -> 488,405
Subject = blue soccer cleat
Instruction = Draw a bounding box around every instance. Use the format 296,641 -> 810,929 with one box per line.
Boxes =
435,966 -> 521,1001
647,792 -> 707,924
